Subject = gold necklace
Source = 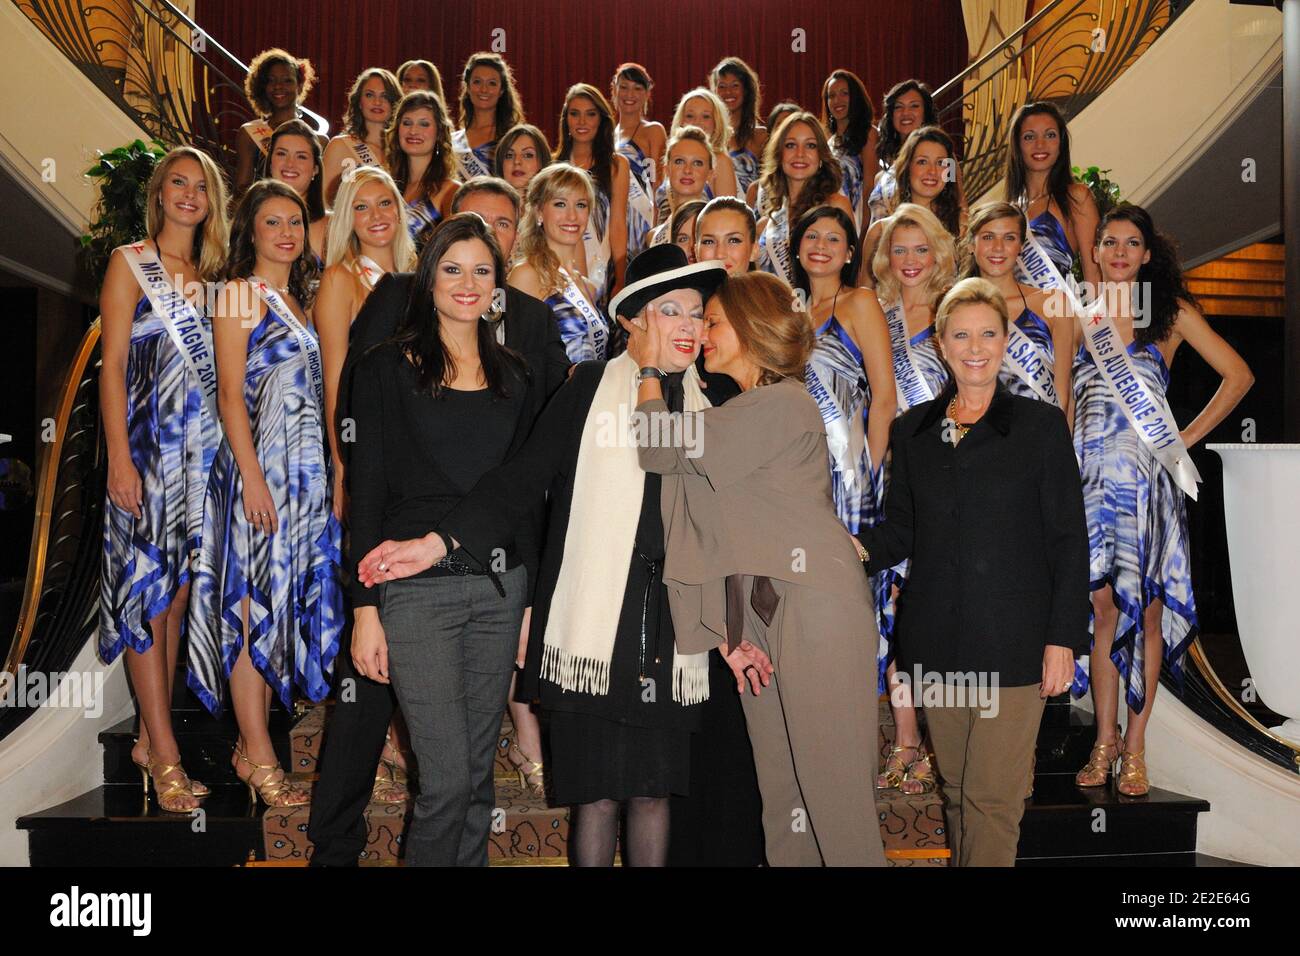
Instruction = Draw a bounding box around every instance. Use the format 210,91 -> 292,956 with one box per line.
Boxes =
946,396 -> 972,444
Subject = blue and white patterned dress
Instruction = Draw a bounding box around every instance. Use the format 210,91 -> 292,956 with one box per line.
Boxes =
728,145 -> 760,200
804,313 -> 888,690
999,306 -> 1056,402
451,129 -> 495,181
407,195 -> 441,250
187,300 -> 343,715
100,293 -> 220,662
545,268 -> 610,363
1071,339 -> 1197,711
1028,209 -> 1075,279
756,200 -> 793,286
879,316 -> 951,666
867,164 -> 897,227
832,142 -> 864,231
616,136 -> 656,259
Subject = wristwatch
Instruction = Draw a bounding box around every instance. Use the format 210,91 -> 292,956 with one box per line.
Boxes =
635,366 -> 666,386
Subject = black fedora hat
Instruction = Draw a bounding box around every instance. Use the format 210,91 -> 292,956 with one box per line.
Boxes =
608,244 -> 727,320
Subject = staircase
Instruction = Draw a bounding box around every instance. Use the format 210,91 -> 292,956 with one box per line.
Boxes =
17,671 -> 1214,866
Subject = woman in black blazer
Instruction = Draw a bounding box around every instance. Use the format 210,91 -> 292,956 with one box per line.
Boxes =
856,277 -> 1090,867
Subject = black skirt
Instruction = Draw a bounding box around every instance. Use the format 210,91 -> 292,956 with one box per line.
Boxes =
547,710 -> 690,804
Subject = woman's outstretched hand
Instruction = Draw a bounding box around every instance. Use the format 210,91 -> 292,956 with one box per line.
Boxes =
722,639 -> 775,695
357,533 -> 448,587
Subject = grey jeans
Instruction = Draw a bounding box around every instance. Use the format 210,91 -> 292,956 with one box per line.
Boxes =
379,565 -> 526,866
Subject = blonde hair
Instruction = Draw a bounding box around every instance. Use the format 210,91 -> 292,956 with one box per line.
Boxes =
670,88 -> 732,158
664,125 -> 715,212
145,146 -> 230,282
935,276 -> 1009,337
325,166 -> 416,275
516,162 -> 597,296
711,272 -> 813,386
871,202 -> 957,307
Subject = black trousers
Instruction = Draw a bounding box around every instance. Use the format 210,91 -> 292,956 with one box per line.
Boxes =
306,630 -> 396,866
667,649 -> 765,866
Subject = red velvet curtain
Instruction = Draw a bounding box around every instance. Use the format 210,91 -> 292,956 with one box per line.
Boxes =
198,0 -> 967,149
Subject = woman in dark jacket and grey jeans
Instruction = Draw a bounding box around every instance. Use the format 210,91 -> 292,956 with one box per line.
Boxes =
856,276 -> 1090,866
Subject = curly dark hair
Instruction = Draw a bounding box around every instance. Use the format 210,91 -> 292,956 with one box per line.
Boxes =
393,212 -> 527,397
821,69 -> 874,157
1096,203 -> 1197,346
342,68 -> 401,140
224,179 -> 320,308
385,91 -> 457,201
877,79 -> 937,169
244,48 -> 316,117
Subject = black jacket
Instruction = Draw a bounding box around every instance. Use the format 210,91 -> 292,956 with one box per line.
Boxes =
338,273 -> 571,459
858,381 -> 1090,686
340,273 -> 570,603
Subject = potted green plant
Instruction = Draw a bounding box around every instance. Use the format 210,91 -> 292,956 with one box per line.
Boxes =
1069,165 -> 1124,281
79,138 -> 169,293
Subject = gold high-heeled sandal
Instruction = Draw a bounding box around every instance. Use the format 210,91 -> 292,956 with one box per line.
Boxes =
507,740 -> 545,799
133,740 -> 209,796
137,751 -> 206,813
233,741 -> 310,808
876,744 -> 918,791
900,747 -> 937,795
1117,748 -> 1150,797
1075,724 -> 1123,788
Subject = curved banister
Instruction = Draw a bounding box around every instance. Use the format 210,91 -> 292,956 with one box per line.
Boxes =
12,0 -> 328,174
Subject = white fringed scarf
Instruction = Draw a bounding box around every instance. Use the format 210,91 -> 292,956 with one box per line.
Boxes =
540,353 -> 711,705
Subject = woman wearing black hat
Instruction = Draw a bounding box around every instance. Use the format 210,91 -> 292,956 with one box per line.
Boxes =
355,245 -> 772,867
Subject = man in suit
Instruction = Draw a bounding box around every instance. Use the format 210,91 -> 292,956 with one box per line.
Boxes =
307,179 -> 569,866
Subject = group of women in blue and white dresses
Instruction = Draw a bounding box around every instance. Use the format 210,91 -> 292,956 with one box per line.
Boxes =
102,38 -> 1256,827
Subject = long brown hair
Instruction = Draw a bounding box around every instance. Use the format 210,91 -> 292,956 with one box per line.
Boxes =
1004,101 -> 1076,227
821,69 -> 874,156
893,126 -> 963,236
757,111 -> 842,224
554,83 -> 617,199
385,91 -> 456,201
710,57 -> 763,151
224,179 -> 319,307
458,52 -> 525,144
396,59 -> 444,101
342,68 -> 400,140
268,119 -> 325,220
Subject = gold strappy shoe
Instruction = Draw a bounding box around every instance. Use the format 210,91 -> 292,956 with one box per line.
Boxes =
900,747 -> 937,795
507,740 -> 546,799
137,751 -> 206,813
133,740 -> 209,796
1075,724 -> 1123,787
1117,748 -> 1150,797
233,741 -> 310,808
876,744 -> 918,791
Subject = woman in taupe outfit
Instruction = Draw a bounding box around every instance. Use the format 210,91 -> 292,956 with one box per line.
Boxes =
623,270 -> 887,867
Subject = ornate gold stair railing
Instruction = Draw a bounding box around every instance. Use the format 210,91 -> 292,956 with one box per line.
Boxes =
2,320 -> 103,710
12,0 -> 327,171
935,0 -> 1177,203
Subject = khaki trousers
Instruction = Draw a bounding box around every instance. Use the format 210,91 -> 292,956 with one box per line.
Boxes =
922,681 -> 1044,867
737,576 -> 887,867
